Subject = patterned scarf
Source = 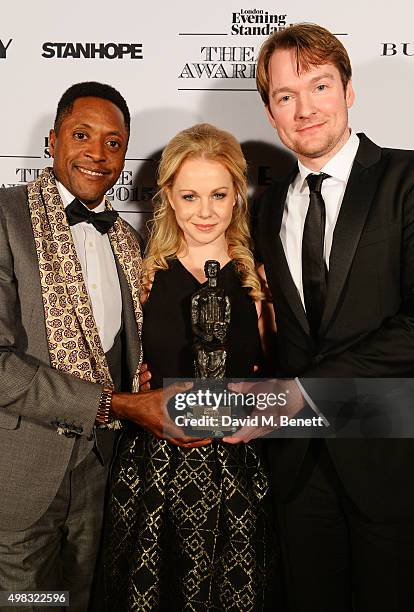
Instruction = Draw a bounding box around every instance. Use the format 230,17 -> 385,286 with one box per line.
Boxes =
26,167 -> 143,404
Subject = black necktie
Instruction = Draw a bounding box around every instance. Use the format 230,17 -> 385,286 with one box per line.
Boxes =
65,198 -> 119,234
302,173 -> 330,337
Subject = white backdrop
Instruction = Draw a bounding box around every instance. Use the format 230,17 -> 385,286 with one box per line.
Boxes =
1,0 -> 414,235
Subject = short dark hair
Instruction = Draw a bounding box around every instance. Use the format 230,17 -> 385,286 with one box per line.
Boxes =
54,81 -> 130,134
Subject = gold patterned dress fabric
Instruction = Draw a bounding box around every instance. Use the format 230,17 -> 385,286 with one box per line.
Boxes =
105,261 -> 277,611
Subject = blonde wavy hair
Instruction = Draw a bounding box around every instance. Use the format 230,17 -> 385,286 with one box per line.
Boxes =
143,123 -> 264,301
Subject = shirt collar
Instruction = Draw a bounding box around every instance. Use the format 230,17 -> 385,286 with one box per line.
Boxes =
55,179 -> 106,213
295,130 -> 360,193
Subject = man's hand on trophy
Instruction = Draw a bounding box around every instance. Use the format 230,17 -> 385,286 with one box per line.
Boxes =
222,378 -> 305,443
111,385 -> 212,448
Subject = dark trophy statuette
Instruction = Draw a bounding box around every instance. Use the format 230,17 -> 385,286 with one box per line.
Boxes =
191,260 -> 230,379
187,260 -> 237,437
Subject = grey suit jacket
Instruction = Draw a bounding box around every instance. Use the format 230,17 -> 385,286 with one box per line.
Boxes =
0,185 -> 141,530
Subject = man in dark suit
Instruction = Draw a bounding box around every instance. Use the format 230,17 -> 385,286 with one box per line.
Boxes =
0,82 -> 196,612
253,23 -> 414,612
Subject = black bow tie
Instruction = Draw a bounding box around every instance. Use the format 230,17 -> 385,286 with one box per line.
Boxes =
65,198 -> 119,234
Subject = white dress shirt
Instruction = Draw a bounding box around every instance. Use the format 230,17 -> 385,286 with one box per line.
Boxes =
280,130 -> 360,305
56,181 -> 122,353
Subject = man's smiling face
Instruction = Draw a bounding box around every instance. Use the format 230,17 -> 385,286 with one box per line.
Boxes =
266,48 -> 355,170
49,96 -> 128,208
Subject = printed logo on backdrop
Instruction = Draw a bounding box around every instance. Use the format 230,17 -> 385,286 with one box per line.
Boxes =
178,13 -> 348,87
231,8 -> 287,35
0,38 -> 12,59
179,47 -> 258,80
178,8 -> 288,83
41,42 -> 143,59
381,43 -> 414,56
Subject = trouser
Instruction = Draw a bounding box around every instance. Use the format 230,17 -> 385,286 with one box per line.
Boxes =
0,440 -> 110,612
276,440 -> 414,612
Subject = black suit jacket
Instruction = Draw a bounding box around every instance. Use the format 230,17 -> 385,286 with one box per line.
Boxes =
254,134 -> 414,520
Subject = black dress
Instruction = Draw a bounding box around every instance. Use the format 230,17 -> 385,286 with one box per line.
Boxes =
105,260 -> 277,611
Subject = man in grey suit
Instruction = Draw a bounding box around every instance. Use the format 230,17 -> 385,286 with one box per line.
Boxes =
0,82 -> 196,612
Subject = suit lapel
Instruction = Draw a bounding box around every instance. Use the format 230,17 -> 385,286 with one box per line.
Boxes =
274,236 -> 310,334
19,188 -> 52,364
263,168 -> 310,334
320,134 -> 384,335
115,258 -> 141,387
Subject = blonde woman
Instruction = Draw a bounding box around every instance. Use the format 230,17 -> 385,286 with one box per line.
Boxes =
105,124 -> 278,611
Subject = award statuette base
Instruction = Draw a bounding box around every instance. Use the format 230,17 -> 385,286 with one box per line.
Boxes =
167,379 -> 242,439
188,402 -> 237,438
185,379 -> 239,438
